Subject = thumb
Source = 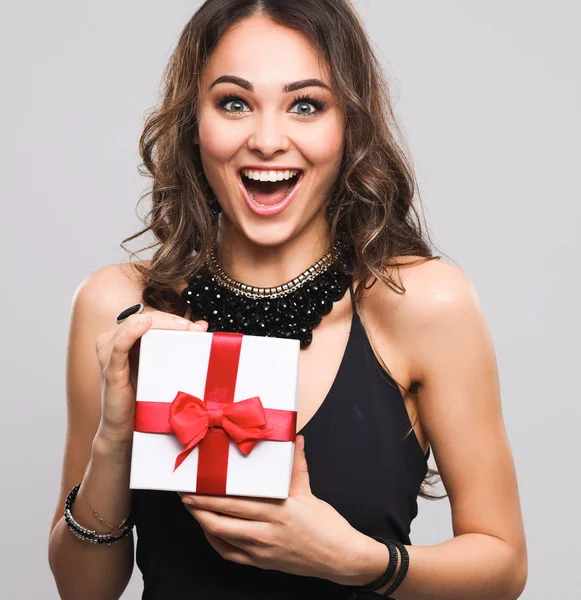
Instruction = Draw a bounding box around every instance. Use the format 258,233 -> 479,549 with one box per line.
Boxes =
289,435 -> 311,496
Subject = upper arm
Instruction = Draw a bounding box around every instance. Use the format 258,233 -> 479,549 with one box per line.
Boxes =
49,263 -> 145,538
404,262 -> 527,566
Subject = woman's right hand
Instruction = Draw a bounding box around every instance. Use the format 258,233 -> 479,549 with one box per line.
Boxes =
94,309 -> 208,446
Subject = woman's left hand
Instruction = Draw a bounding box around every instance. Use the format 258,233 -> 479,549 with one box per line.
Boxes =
178,435 -> 374,585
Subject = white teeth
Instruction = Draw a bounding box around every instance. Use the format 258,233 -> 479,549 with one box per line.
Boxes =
241,168 -> 300,181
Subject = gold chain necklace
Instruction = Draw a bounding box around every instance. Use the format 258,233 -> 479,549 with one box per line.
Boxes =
207,242 -> 339,300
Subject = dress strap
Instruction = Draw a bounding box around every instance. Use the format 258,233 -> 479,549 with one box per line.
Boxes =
348,281 -> 358,316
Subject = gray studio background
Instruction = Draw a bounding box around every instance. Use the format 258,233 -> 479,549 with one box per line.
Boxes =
1,0 -> 579,597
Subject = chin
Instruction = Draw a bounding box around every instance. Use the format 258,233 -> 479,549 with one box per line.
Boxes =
233,218 -> 304,249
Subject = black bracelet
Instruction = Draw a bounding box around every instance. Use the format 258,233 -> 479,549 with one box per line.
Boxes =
347,536 -> 399,599
382,540 -> 410,597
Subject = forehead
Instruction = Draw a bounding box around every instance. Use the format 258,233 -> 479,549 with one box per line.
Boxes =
202,16 -> 329,88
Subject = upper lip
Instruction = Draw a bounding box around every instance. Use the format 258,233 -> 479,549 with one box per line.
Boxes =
239,165 -> 304,173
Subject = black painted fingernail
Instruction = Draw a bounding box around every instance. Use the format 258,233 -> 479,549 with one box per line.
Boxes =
115,303 -> 144,324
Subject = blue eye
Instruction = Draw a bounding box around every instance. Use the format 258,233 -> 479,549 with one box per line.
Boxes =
219,96 -> 249,114
289,94 -> 326,117
215,93 -> 327,119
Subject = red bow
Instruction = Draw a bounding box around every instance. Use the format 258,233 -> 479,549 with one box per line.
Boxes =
169,391 -> 272,470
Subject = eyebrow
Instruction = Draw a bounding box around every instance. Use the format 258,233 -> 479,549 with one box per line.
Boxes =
208,75 -> 331,93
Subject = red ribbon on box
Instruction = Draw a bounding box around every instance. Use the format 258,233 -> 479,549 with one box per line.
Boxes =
134,331 -> 297,494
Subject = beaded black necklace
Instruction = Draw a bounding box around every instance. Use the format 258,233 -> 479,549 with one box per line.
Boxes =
181,247 -> 352,347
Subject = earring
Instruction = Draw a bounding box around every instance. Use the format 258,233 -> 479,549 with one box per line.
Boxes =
208,196 -> 222,215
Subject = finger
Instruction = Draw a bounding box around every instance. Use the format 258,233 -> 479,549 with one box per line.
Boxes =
116,309 -> 205,333
191,319 -> 209,332
106,314 -> 152,375
203,531 -> 256,566
143,310 -> 204,332
289,434 -> 311,496
186,507 -> 270,543
180,494 -> 280,521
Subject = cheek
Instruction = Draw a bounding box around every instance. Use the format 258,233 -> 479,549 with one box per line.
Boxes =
301,142 -> 344,204
198,113 -> 242,163
300,120 -> 344,171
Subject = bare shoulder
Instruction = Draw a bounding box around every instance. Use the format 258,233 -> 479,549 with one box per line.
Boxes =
71,261 -> 163,339
73,261 -> 148,318
362,256 -> 482,384
382,255 -> 476,314
392,257 -> 484,383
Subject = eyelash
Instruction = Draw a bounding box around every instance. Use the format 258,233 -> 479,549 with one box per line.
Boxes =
214,93 -> 327,118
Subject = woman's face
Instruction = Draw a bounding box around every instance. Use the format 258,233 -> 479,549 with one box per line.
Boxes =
196,15 -> 345,249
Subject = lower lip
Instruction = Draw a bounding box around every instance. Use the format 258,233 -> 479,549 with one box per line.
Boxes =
237,172 -> 305,217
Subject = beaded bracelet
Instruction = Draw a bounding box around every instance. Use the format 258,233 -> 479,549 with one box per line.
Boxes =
64,483 -> 134,545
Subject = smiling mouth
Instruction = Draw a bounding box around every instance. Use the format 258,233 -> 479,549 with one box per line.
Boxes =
239,171 -> 302,206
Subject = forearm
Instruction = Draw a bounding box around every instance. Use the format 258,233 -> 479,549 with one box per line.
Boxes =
48,433 -> 135,600
348,532 -> 526,600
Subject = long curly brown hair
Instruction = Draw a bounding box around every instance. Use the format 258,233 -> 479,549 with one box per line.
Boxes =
121,0 -> 448,500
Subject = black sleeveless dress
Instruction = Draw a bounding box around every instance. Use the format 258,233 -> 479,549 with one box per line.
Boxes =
132,287 -> 431,599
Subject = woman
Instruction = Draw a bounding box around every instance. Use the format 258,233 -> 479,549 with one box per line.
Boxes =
48,1 -> 527,598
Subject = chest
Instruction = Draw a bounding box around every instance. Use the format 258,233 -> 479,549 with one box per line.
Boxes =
295,292 -> 353,432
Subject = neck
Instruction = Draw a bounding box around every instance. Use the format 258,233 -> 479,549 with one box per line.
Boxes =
215,221 -> 331,288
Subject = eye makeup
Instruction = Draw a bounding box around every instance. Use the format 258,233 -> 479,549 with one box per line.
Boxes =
213,92 -> 327,118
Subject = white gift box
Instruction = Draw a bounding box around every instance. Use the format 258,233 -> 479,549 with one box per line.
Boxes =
129,329 -> 300,499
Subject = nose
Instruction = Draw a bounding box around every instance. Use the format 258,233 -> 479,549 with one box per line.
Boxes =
247,109 -> 290,157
